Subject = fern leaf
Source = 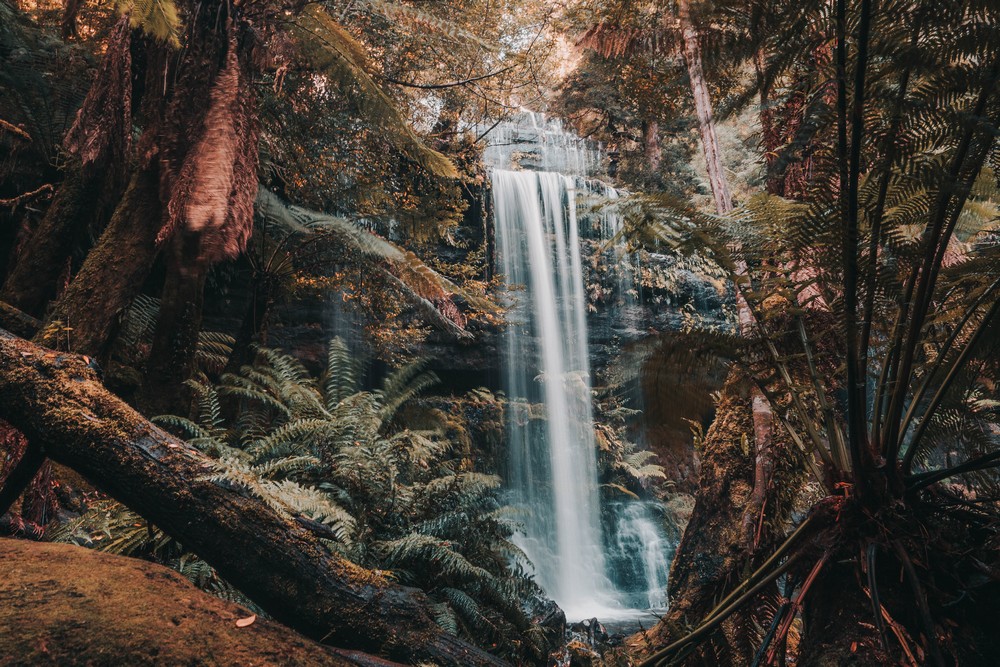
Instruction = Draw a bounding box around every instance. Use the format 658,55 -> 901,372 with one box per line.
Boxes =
118,0 -> 181,47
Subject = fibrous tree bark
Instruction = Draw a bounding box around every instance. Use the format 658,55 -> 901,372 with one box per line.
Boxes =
0,163 -> 104,317
0,329 -> 506,667
224,269 -> 275,374
34,165 -> 162,361
136,230 -> 210,416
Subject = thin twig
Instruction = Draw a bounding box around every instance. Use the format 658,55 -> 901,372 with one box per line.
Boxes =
0,184 -> 54,208
0,119 -> 31,141
378,65 -> 517,90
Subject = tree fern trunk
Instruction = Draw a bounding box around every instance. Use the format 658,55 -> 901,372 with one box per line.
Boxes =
224,272 -> 273,375
137,230 -> 209,416
1,163 -> 103,317
796,560 -> 888,667
34,165 -> 162,361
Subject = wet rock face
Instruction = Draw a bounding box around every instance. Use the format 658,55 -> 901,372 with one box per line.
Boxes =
570,617 -> 610,646
531,597 -> 569,659
584,250 -> 731,372
424,225 -> 732,494
548,617 -> 635,667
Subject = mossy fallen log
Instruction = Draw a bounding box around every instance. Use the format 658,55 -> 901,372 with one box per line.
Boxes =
0,301 -> 39,339
0,329 -> 507,666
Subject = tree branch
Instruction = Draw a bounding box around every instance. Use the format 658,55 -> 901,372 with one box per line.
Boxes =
378,65 -> 516,90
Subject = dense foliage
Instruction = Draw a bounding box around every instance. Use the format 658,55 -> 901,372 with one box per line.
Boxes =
56,339 -> 550,661
4,0 -> 1000,665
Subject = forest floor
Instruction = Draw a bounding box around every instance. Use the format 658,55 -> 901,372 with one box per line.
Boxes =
0,539 -> 401,666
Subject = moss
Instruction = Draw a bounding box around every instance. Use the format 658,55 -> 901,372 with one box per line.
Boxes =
0,538 -> 363,666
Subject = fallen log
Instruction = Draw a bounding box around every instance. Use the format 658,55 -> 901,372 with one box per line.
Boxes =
0,538 -> 403,667
0,330 -> 507,666
0,301 -> 39,339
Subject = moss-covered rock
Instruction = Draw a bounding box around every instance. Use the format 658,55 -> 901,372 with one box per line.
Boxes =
0,538 -> 397,666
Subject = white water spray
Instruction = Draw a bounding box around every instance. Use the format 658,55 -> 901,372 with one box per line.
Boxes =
487,113 -> 671,620
494,169 -> 619,617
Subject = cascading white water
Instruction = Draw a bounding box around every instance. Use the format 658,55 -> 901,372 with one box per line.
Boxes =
494,169 -> 619,617
604,502 -> 673,609
487,112 -> 672,620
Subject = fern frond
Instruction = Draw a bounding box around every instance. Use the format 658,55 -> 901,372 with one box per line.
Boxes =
430,601 -> 460,635
248,418 -> 331,461
375,533 -> 494,583
118,0 -> 181,47
323,337 -> 360,409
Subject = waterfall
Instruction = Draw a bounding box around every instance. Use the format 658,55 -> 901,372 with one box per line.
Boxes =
487,112 -> 672,620
494,169 -> 617,617
604,502 -> 673,609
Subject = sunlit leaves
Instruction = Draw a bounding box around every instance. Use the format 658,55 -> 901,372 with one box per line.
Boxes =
117,0 -> 181,47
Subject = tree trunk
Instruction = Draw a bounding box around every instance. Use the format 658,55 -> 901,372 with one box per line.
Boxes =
678,0 -> 733,215
0,439 -> 44,518
635,372 -> 793,665
34,165 -> 162,361
0,330 -> 506,667
634,10 -> 790,664
1,163 -> 103,317
796,559 -> 887,667
137,230 -> 210,416
643,119 -> 662,172
224,272 -> 274,375
0,300 -> 39,338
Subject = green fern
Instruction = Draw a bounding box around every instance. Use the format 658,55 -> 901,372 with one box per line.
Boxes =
117,0 -> 181,47
143,339 -> 543,659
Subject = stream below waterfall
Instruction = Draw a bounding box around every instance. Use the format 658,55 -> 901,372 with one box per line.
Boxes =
484,113 -> 674,622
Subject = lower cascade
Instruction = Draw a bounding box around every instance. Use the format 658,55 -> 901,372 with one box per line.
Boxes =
489,120 -> 673,620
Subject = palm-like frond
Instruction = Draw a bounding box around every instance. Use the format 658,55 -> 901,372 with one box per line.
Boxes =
256,188 -> 494,337
117,0 -> 181,47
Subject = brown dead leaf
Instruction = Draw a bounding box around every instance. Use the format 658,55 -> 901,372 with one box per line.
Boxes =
235,614 -> 256,628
